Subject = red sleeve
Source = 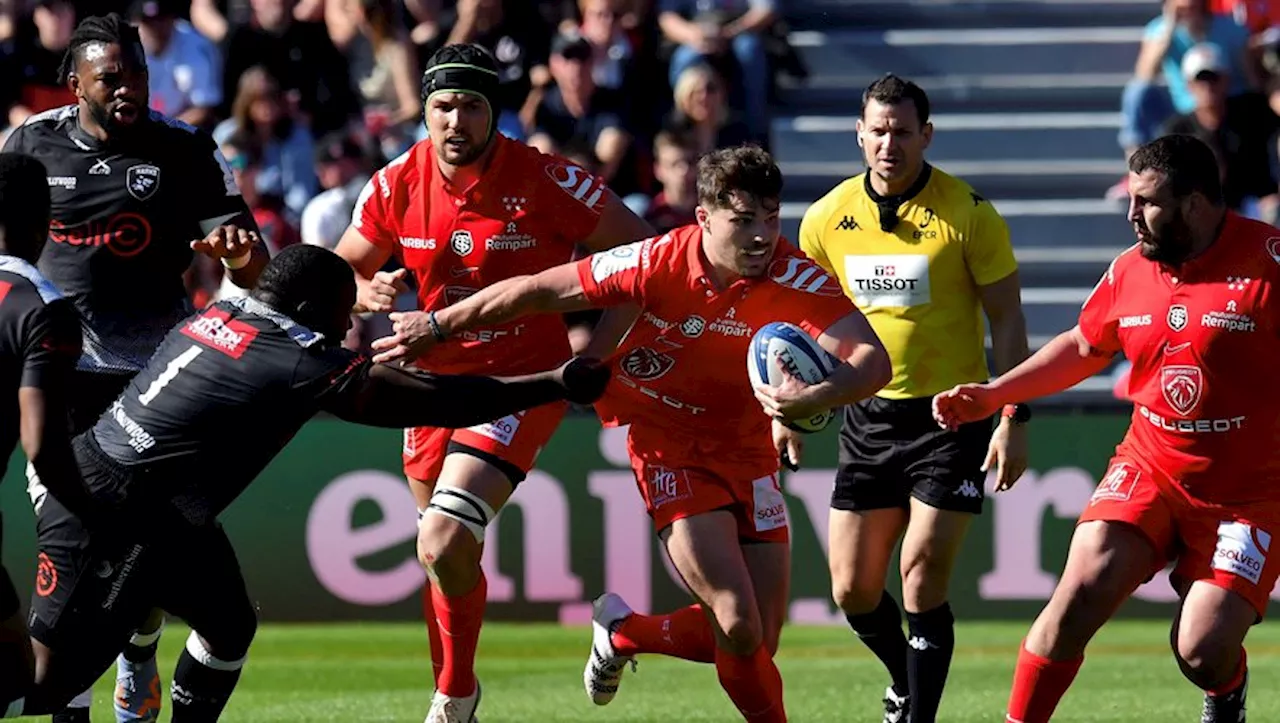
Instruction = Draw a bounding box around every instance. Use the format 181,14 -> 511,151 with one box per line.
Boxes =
349,165 -> 399,252
576,238 -> 649,306
540,155 -> 607,242
771,252 -> 857,337
1078,256 -> 1122,353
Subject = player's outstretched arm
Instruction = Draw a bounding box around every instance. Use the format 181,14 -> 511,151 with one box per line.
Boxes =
371,264 -> 595,364
19,303 -> 101,527
323,356 -> 611,428
933,325 -> 1114,428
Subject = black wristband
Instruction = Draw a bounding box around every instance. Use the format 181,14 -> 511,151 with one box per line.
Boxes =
427,310 -> 446,342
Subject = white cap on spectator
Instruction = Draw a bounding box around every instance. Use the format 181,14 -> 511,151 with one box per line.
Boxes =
1182,43 -> 1228,80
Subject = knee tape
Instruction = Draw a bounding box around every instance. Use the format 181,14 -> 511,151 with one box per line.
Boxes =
186,631 -> 246,672
25,462 -> 46,513
425,486 -> 495,543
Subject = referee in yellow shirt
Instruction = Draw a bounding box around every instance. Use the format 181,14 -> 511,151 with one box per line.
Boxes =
799,75 -> 1031,723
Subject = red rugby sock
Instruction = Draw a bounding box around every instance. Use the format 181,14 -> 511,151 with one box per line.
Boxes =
714,644 -> 787,722
610,604 -> 717,663
432,573 -> 487,698
1006,641 -> 1083,723
421,583 -> 444,688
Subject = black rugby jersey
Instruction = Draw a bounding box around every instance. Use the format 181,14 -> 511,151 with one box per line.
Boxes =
89,297 -> 594,525
0,257 -> 81,471
1,105 -> 250,374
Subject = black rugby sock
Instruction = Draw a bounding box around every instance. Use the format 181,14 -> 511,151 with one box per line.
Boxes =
169,648 -> 243,723
844,591 -> 910,697
905,602 -> 956,723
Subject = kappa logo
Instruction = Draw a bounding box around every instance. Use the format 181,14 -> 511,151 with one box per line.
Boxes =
1167,304 -> 1188,332
955,480 -> 981,498
450,229 -> 474,256
620,347 -> 676,380
835,215 -> 859,231
126,164 -> 160,201
1161,364 -> 1203,416
908,636 -> 939,651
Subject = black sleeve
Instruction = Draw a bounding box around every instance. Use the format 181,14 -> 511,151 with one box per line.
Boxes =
1,122 -> 30,154
21,298 -> 82,390
316,357 -> 609,428
185,131 -> 257,233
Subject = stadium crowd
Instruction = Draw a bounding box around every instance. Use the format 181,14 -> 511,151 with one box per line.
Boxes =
0,0 -> 805,352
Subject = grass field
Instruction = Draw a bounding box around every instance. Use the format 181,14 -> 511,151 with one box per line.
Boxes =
79,619 -> 1276,721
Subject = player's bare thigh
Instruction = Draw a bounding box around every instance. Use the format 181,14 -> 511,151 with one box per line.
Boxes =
660,510 -> 770,656
1025,520 -> 1160,659
407,475 -> 436,511
417,453 -> 516,595
828,507 -> 908,616
899,499 -> 973,613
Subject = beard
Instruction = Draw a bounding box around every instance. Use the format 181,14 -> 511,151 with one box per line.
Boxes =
1138,209 -> 1195,266
86,100 -> 141,139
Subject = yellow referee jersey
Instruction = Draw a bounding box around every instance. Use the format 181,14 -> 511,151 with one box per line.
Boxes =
799,165 -> 1016,400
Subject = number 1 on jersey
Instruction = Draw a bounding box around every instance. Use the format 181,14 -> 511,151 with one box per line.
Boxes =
139,344 -> 203,406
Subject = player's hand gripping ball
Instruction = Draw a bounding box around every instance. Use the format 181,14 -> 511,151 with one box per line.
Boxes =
748,322 -> 838,433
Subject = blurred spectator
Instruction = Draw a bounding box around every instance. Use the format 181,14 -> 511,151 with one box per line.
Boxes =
529,31 -> 632,184
437,0 -> 552,140
641,130 -> 697,232
658,0 -> 775,143
662,63 -> 752,156
216,130 -> 300,300
1119,0 -> 1254,159
326,0 -> 422,159
1,0 -> 76,130
300,131 -> 372,250
131,0 -> 223,129
220,0 -> 360,136
578,0 -> 635,92
189,0 -> 254,42
1160,44 -> 1280,218
215,65 -> 319,221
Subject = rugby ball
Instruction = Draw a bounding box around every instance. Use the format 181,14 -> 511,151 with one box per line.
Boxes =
747,322 -> 839,433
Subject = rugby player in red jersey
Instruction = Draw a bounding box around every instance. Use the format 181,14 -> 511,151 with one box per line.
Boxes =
374,146 -> 893,722
933,135 -> 1280,723
332,43 -> 652,722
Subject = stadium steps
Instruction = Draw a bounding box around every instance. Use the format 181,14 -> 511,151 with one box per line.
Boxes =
773,1 -> 1148,403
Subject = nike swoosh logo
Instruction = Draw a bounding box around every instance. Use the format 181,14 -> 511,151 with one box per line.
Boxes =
1164,342 -> 1191,355
450,267 -> 478,277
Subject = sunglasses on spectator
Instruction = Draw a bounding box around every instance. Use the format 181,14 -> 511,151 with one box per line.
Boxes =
1194,71 -> 1222,82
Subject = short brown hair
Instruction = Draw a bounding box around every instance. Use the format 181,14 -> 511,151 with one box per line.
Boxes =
653,130 -> 694,157
696,145 -> 783,209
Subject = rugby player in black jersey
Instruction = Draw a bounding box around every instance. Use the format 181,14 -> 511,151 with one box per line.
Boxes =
18,244 -> 608,721
1,14 -> 267,721
0,152 -> 104,720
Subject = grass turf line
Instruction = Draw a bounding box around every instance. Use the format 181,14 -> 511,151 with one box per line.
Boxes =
84,619 -> 1277,721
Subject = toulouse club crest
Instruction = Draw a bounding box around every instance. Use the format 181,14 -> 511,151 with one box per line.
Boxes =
1167,304 -> 1188,332
1161,365 -> 1203,416
620,347 -> 675,380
